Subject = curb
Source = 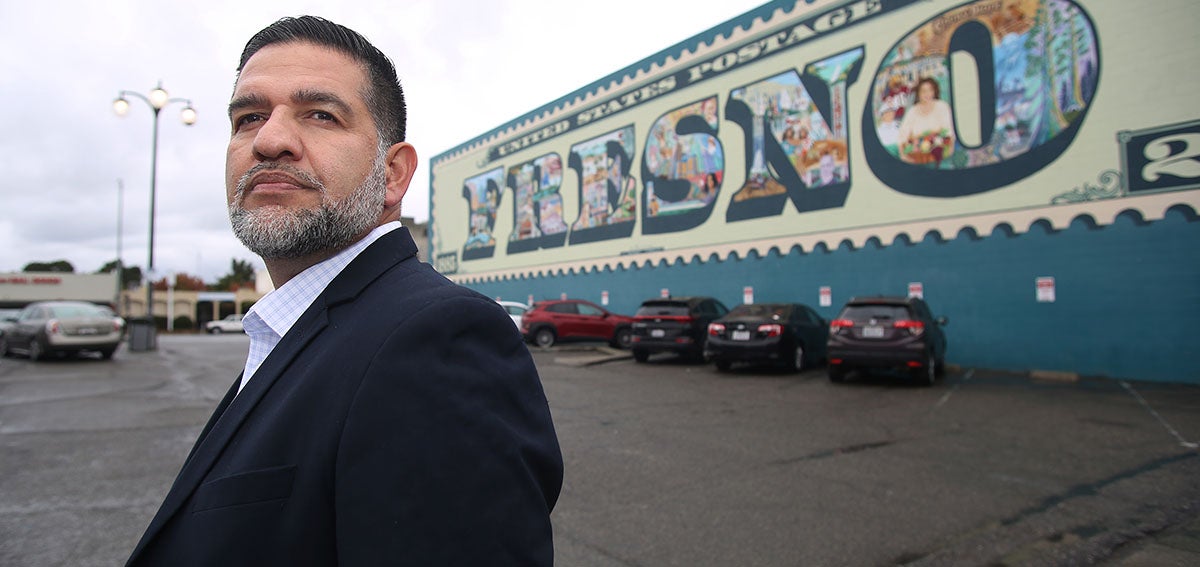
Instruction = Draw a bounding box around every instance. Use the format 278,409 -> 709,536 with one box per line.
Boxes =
551,346 -> 631,367
1030,369 -> 1081,383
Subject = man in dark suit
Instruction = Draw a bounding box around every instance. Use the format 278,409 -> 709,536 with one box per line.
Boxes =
126,16 -> 563,566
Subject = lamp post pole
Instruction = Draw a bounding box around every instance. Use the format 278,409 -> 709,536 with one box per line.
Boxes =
113,83 -> 196,344
115,178 -> 124,313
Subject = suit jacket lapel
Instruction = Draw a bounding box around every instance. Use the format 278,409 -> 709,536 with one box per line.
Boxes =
128,228 -> 418,562
126,311 -> 328,563
182,373 -> 241,468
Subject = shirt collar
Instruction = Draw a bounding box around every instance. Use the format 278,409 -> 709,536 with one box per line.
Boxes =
247,221 -> 402,339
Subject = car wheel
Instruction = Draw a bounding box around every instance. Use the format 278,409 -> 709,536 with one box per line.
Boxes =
828,365 -> 846,383
100,347 -> 116,360
913,354 -> 936,386
29,338 -> 45,361
0,335 -> 7,358
715,360 -> 732,372
210,327 -> 222,335
611,327 -> 632,349
788,344 -> 805,373
534,328 -> 556,349
632,349 -> 649,363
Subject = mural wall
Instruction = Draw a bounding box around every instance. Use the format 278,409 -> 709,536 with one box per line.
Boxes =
431,0 -> 1199,280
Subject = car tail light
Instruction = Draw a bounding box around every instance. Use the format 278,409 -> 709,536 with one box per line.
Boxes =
829,358 -> 843,365
46,319 -> 61,335
708,323 -> 725,336
829,319 -> 853,334
112,319 -> 124,332
894,320 -> 925,336
636,315 -> 693,323
906,360 -> 923,368
758,324 -> 782,337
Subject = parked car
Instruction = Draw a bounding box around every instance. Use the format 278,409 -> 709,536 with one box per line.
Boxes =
0,308 -> 19,356
520,299 -> 634,349
497,300 -> 529,329
205,314 -> 245,334
2,301 -> 125,360
631,296 -> 729,363
825,296 -> 948,385
705,303 -> 828,372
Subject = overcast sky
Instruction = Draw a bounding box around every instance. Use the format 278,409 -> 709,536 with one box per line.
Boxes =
0,0 -> 764,281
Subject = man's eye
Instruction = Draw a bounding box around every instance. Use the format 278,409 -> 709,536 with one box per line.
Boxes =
234,114 -> 263,129
312,111 -> 336,122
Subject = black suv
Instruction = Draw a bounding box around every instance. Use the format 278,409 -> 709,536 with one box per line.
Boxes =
825,296 -> 948,385
631,296 -> 729,363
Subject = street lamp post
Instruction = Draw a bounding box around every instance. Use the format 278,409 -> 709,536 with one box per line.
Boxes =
113,82 -> 196,349
115,178 -> 124,313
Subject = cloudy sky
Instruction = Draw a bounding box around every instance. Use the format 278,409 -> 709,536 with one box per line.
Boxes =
0,0 -> 765,282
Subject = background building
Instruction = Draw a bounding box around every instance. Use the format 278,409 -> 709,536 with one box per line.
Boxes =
116,270 -> 272,330
0,272 -> 119,309
427,0 -> 1199,384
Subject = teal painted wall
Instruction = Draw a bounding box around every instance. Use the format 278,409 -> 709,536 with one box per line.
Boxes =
465,206 -> 1198,384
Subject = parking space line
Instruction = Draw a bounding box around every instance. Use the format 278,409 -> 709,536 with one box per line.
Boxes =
1120,380 -> 1199,449
935,368 -> 974,409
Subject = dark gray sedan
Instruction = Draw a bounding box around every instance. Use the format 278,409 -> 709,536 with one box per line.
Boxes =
704,303 -> 828,372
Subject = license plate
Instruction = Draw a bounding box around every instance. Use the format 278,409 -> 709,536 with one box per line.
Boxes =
78,328 -> 98,335
732,330 -> 751,341
862,326 -> 884,338
651,329 -> 665,338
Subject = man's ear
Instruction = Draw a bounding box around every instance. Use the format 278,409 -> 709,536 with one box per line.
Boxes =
384,142 -> 418,208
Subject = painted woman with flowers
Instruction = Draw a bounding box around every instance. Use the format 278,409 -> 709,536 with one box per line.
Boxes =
897,77 -> 956,165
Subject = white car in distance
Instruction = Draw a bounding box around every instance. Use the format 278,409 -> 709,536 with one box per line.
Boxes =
205,314 -> 245,334
496,300 -> 529,329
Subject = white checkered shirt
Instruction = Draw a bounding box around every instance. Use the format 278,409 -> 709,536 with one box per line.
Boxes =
237,221 -> 403,393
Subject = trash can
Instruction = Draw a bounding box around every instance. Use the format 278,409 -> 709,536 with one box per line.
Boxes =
128,317 -> 158,352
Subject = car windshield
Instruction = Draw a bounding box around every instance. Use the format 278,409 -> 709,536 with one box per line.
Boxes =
727,304 -> 791,319
636,302 -> 690,317
47,304 -> 108,318
840,304 -> 911,321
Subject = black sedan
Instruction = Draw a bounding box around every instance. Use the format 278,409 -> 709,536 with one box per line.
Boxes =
704,303 -> 828,372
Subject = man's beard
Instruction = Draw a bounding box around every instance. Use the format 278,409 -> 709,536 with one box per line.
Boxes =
228,147 -> 387,260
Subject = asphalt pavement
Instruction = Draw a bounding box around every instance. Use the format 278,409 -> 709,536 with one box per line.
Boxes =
545,344 -> 1200,566
0,336 -> 1197,566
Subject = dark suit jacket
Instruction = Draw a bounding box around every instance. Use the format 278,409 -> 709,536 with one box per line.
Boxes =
127,228 -> 563,566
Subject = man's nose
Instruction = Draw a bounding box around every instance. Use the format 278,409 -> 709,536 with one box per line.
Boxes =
252,113 -> 302,161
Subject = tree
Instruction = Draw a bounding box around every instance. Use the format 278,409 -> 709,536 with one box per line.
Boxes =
23,260 -> 75,273
153,272 -> 208,291
176,273 -> 208,291
213,258 -> 257,291
97,260 -> 143,290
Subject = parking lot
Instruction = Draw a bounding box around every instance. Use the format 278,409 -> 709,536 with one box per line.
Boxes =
1,336 -> 1198,565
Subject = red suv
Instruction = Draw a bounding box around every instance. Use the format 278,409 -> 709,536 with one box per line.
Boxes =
520,299 -> 634,349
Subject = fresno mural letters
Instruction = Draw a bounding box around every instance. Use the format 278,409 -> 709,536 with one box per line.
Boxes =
433,0 -> 1146,275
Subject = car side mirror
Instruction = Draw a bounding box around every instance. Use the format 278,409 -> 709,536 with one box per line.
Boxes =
936,316 -> 948,326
